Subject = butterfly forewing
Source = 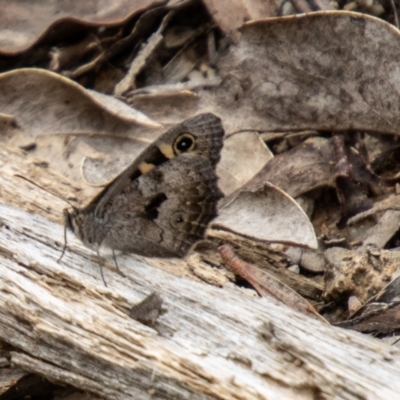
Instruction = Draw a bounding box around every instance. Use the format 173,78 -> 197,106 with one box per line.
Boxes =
91,113 -> 223,218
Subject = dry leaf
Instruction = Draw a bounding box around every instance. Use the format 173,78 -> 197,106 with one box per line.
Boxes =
361,210 -> 400,248
81,155 -> 133,186
201,0 -> 279,42
231,137 -> 335,199
0,0 -> 163,54
200,11 -> 400,134
337,273 -> 400,333
217,131 -> 273,195
0,68 -> 164,192
132,12 -> 400,136
213,182 -> 318,249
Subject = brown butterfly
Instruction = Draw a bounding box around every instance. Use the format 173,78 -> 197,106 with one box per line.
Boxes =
61,113 -> 224,281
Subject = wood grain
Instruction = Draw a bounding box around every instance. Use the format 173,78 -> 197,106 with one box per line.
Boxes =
0,144 -> 399,399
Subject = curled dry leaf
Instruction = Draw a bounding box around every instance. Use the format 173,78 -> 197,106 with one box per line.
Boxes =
129,90 -> 205,124
213,182 -> 318,249
361,210 -> 400,248
232,137 -> 335,199
81,155 -> 133,186
218,244 -> 326,322
348,194 -> 400,225
217,131 -> 273,195
0,68 -> 164,192
86,90 -> 160,127
0,0 -> 163,54
336,273 -> 400,333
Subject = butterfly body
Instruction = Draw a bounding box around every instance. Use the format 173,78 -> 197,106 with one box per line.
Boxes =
64,113 -> 224,258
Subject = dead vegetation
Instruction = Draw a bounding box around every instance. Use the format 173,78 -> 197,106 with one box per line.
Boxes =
1,0 -> 400,398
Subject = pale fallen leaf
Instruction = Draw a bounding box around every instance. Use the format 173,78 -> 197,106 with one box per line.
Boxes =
199,11 -> 400,134
86,89 -> 160,127
234,136 -> 335,199
217,131 -> 273,195
361,210 -> 400,248
213,182 -> 318,249
131,11 -> 400,137
82,155 -> 133,186
0,68 -> 163,192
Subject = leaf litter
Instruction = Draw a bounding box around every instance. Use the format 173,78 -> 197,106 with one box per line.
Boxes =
2,0 -> 400,340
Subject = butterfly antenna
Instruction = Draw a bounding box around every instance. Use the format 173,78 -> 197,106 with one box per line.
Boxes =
15,174 -> 74,261
14,174 -> 75,208
112,249 -> 126,278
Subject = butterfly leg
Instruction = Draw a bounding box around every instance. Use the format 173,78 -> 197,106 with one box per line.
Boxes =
57,224 -> 68,263
95,245 -> 108,287
112,249 -> 126,278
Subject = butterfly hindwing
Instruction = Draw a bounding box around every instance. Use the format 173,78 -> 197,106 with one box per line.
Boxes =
102,154 -> 223,256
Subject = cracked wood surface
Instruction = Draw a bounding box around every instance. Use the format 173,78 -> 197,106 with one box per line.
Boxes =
0,144 -> 399,399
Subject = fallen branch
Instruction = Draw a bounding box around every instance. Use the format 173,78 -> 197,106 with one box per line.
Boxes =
0,145 -> 399,399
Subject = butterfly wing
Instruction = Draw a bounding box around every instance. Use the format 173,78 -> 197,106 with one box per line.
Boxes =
89,113 -> 224,218
72,113 -> 224,256
101,154 -> 223,256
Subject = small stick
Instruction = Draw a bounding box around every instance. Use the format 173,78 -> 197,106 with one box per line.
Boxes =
218,244 -> 328,323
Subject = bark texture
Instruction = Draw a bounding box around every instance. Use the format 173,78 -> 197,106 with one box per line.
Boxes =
0,145 -> 399,399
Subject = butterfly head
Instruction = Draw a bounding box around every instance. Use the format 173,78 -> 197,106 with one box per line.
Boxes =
63,208 -> 84,240
63,207 -> 106,249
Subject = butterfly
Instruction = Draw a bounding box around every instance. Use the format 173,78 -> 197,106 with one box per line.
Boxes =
62,113 -> 224,280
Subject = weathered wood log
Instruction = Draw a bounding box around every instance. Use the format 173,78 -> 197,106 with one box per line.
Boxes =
0,145 -> 399,399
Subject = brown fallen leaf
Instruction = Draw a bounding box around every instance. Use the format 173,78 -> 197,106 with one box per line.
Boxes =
200,11 -> 400,135
224,136 -> 335,200
361,210 -> 400,248
218,244 -> 327,322
348,194 -> 400,226
0,0 -> 163,54
336,273 -> 400,333
131,12 -> 400,137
